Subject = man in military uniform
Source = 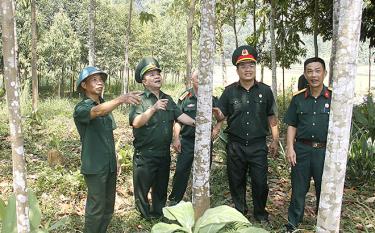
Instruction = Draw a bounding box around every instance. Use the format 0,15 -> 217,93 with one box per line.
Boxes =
213,45 -> 279,223
168,70 -> 223,205
284,57 -> 331,231
74,66 -> 141,233
129,57 -> 195,220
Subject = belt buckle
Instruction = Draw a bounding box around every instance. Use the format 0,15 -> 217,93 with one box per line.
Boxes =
312,142 -> 319,148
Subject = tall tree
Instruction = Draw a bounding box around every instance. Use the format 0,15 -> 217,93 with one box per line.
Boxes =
122,0 -> 133,94
185,0 -> 196,87
316,0 -> 363,232
88,0 -> 96,66
1,0 -> 30,232
329,0 -> 340,86
193,0 -> 216,220
31,0 -> 38,112
313,0 -> 319,57
269,0 -> 277,97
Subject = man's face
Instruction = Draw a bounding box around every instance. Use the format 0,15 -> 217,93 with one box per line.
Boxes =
142,69 -> 162,89
81,74 -> 104,96
236,61 -> 256,82
304,62 -> 326,89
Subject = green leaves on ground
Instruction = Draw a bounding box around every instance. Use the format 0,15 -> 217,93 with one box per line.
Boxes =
151,201 -> 268,233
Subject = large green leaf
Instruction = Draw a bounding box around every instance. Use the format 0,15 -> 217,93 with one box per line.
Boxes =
194,205 -> 250,233
1,195 -> 17,233
237,226 -> 269,233
162,201 -> 195,230
196,223 -> 226,233
0,199 -> 6,221
28,190 -> 42,231
151,222 -> 188,233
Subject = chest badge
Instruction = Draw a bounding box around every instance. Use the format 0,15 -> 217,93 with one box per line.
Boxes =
187,104 -> 195,108
325,103 -> 330,109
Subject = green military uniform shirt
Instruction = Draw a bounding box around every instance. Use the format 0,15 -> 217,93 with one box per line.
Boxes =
177,88 -> 219,139
218,81 -> 276,145
129,89 -> 183,152
74,97 -> 117,174
284,85 -> 332,142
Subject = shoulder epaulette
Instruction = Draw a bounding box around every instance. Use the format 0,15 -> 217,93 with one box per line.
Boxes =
293,88 -> 307,96
179,90 -> 190,101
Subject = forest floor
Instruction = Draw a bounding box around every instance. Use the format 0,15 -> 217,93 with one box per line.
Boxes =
0,95 -> 374,232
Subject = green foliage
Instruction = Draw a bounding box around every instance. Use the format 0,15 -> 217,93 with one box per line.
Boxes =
347,95 -> 375,184
34,166 -> 85,196
117,144 -> 134,174
0,190 -> 69,233
151,201 -> 268,233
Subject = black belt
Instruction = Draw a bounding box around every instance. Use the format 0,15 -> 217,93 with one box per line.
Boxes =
297,139 -> 326,148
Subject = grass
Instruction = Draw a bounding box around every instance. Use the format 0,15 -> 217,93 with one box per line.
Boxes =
0,85 -> 374,232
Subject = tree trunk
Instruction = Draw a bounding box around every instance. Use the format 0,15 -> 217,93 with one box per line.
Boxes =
1,0 -> 30,232
253,0 -> 256,38
313,0 -> 319,57
185,0 -> 196,87
329,0 -> 340,86
31,0 -> 38,113
261,13 -> 265,83
218,26 -> 227,86
88,0 -> 96,66
316,0 -> 363,232
193,0 -> 216,220
270,0 -> 277,97
369,46 -> 372,92
232,0 -> 238,48
122,0 -> 133,94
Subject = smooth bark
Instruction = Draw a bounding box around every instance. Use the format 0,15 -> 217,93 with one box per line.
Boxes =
316,0 -> 363,232
122,0 -> 133,94
193,0 -> 216,220
1,0 -> 30,232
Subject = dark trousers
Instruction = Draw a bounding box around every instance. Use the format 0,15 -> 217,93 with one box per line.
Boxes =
133,149 -> 171,219
226,140 -> 269,221
169,138 -> 194,203
169,138 -> 213,204
83,170 -> 116,233
287,142 -> 325,228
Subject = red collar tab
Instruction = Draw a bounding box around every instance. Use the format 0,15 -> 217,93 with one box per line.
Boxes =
324,89 -> 330,99
304,89 -> 309,99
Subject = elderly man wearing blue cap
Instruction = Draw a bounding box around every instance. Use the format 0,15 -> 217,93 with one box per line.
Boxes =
213,45 -> 279,223
73,66 -> 141,233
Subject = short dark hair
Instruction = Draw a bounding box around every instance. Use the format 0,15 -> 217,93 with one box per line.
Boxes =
304,57 -> 326,71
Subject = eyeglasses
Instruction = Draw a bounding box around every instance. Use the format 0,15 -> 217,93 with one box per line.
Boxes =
238,62 -> 256,69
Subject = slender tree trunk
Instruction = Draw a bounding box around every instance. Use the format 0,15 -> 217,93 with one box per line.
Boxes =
261,13 -> 265,82
186,0 -> 196,87
282,67 -> 285,110
218,26 -> 227,86
1,0 -> 30,232
88,0 -> 96,66
31,0 -> 38,113
313,0 -> 319,57
122,0 -> 133,94
316,0 -> 363,232
369,46 -> 372,92
329,0 -> 340,86
253,0 -> 256,38
193,0 -> 216,220
270,0 -> 277,97
232,0 -> 238,48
